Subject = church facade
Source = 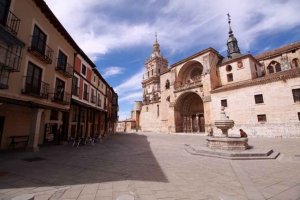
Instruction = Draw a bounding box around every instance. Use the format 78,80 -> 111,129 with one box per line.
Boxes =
139,18 -> 300,137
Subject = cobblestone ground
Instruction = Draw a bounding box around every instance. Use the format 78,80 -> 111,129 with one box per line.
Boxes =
0,133 -> 300,200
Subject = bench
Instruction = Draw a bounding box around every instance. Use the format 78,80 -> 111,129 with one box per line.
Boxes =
9,136 -> 29,148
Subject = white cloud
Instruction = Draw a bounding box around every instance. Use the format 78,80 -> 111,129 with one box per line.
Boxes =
102,66 -> 124,78
119,92 -> 142,102
45,0 -> 300,59
114,68 -> 144,95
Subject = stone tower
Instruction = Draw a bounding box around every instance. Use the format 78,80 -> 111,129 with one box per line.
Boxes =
142,33 -> 168,104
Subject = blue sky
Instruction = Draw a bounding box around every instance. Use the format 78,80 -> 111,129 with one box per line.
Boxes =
44,0 -> 300,120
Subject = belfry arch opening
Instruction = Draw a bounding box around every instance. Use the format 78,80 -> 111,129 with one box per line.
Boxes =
174,92 -> 205,133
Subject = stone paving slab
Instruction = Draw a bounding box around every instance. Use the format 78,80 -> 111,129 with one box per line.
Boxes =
0,133 -> 300,200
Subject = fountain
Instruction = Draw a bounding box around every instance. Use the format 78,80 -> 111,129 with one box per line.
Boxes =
184,107 -> 279,159
207,107 -> 249,150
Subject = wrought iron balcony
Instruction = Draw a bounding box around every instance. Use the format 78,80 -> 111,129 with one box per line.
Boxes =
55,60 -> 73,78
28,36 -> 53,64
0,45 -> 21,71
72,86 -> 79,96
50,91 -> 71,105
0,4 -> 20,35
91,94 -> 97,103
83,92 -> 89,101
22,76 -> 49,99
174,77 -> 203,93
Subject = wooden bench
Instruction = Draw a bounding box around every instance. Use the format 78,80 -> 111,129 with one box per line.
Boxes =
9,136 -> 29,148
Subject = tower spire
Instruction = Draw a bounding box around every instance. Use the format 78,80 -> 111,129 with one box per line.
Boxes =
226,13 -> 241,59
151,32 -> 161,58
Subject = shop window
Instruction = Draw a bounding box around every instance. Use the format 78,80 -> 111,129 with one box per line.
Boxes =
254,94 -> 264,104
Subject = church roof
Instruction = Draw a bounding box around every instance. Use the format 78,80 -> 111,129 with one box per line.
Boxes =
255,41 -> 300,61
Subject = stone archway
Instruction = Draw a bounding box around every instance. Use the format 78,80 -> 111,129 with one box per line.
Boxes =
174,92 -> 205,133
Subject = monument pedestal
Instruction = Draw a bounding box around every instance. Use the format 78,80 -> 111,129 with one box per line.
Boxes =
207,137 -> 249,151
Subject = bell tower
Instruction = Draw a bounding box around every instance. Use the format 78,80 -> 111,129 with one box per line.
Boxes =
142,33 -> 168,104
226,13 -> 241,59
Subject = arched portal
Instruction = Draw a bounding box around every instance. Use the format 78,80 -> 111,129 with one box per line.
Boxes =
174,92 -> 205,133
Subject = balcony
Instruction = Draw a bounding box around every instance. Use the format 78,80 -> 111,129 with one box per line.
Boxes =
174,77 -> 203,93
0,4 -> 20,35
55,60 -> 73,78
83,92 -> 89,101
22,76 -> 49,99
28,36 -> 53,64
72,86 -> 79,96
0,45 -> 21,72
50,91 -> 71,105
91,95 -> 97,103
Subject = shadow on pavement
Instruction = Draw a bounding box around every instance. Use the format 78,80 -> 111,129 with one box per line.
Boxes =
0,133 -> 168,189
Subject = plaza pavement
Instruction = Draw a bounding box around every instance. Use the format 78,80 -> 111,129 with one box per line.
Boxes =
0,132 -> 300,200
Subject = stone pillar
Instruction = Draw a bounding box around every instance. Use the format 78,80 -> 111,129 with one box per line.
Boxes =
29,108 -> 44,152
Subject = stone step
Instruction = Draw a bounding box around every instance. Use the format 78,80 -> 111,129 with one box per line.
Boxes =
185,144 -> 280,160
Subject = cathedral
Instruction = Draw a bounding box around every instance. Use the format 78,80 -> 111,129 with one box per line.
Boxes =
120,16 -> 300,137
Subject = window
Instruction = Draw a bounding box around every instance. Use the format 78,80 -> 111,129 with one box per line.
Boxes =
221,99 -> 227,107
298,112 -> 300,121
0,0 -> 10,26
57,50 -> 67,70
267,66 -> 274,74
31,25 -> 47,54
292,58 -> 299,68
72,76 -> 79,96
72,106 -> 78,122
165,79 -> 170,89
254,94 -> 264,104
226,65 -> 232,72
50,110 -> 58,120
25,62 -> 42,95
54,78 -> 65,101
227,73 -> 233,82
0,70 -> 9,89
292,88 -> 300,102
267,61 -> 281,73
158,69 -> 160,74
83,84 -> 88,100
257,114 -> 267,122
81,64 -> 87,76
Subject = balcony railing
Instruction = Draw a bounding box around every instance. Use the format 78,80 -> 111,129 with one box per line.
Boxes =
174,77 -> 203,92
50,91 -> 71,105
0,45 -> 21,71
72,86 -> 79,96
56,60 -> 73,78
28,36 -> 53,64
0,4 -> 20,35
83,92 -> 89,101
91,94 -> 97,103
22,76 -> 49,99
